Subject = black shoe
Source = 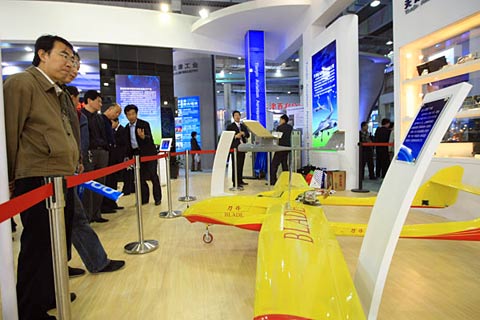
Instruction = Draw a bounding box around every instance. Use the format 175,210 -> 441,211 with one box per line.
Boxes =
92,217 -> 109,223
94,260 -> 125,274
114,206 -> 124,210
46,293 -> 76,310
369,177 -> 377,180
68,266 -> 85,278
240,182 -> 248,186
101,208 -> 116,214
155,200 -> 162,206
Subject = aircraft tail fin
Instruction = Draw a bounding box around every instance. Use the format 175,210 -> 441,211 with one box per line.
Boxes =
411,165 -> 478,208
274,172 -> 309,190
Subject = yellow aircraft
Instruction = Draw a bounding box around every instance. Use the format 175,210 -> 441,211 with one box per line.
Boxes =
183,166 -> 480,319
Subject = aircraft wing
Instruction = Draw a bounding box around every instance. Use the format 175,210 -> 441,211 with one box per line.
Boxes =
254,203 -> 365,319
330,217 -> 480,241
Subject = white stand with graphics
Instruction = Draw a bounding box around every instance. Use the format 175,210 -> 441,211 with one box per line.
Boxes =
210,131 -> 235,196
354,82 -> 472,319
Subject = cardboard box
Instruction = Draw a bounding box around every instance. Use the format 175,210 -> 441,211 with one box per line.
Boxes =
327,170 -> 346,191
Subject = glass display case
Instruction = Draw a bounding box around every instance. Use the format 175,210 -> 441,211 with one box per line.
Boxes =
399,12 -> 480,157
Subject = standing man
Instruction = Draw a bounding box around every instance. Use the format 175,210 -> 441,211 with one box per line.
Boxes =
375,118 -> 392,178
190,131 -> 201,172
270,114 -> 293,185
124,104 -> 162,205
359,121 -> 376,180
81,90 -> 110,223
4,35 -> 78,320
226,110 -> 250,187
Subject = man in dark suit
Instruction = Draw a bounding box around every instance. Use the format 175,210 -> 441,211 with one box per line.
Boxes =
375,118 -> 392,178
226,110 -> 250,188
124,104 -> 162,205
270,114 -> 293,185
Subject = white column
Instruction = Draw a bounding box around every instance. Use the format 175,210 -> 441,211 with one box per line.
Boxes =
0,45 -> 19,320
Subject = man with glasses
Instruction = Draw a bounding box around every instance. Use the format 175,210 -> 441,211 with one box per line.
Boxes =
5,35 -> 78,320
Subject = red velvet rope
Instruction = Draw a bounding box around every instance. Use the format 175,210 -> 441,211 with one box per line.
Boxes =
361,142 -> 394,147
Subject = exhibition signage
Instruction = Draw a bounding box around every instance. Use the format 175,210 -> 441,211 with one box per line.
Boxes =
245,30 -> 266,126
115,75 -> 162,143
355,83 -> 472,319
404,0 -> 434,14
175,96 -> 201,152
311,40 -> 338,148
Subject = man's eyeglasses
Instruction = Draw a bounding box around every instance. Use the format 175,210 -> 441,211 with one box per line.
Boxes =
56,51 -> 75,65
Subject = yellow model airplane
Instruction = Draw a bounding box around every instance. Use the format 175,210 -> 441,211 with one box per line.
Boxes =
183,166 -> 480,319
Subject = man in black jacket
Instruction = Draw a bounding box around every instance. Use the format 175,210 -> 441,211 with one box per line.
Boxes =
270,114 -> 293,185
375,118 -> 392,178
226,110 -> 250,188
124,104 -> 162,205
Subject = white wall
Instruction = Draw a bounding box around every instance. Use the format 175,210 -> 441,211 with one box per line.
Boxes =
302,15 -> 359,190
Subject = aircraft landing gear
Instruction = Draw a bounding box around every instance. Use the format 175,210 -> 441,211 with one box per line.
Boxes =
203,225 -> 213,244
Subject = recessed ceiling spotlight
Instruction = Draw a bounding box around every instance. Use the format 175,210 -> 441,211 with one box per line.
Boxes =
386,40 -> 393,45
160,3 -> 170,13
276,96 -> 280,100
199,8 -> 209,18
103,82 -> 109,87
163,100 -> 168,105
370,0 -> 381,7
101,63 -> 108,70
24,46 -> 33,52
287,91 -> 291,94
295,58 -> 300,62
237,57 -> 242,60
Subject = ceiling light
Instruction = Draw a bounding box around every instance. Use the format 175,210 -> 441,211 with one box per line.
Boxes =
276,96 -> 280,100
217,90 -> 221,93
103,82 -> 109,87
160,3 -> 170,13
294,58 -> 300,62
24,46 -> 33,52
287,91 -> 291,94
199,8 -> 209,18
386,40 -> 393,45
101,63 -> 108,70
237,57 -> 242,60
370,0 -> 381,7
228,71 -> 232,75
163,100 -> 168,105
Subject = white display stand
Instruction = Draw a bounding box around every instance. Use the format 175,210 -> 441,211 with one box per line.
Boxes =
210,131 -> 235,196
354,82 -> 472,319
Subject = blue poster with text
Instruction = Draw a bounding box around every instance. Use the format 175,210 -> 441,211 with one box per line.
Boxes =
245,30 -> 266,126
311,41 -> 338,148
175,96 -> 201,152
115,75 -> 162,143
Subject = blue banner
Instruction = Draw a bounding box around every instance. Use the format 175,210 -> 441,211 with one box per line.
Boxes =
245,30 -> 266,126
311,41 -> 338,148
82,180 -> 123,201
115,75 -> 162,143
397,98 -> 449,163
175,96 -> 201,152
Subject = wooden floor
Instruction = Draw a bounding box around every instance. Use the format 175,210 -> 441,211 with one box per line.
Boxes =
6,170 -> 480,319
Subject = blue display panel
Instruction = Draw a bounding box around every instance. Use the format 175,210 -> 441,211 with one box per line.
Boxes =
311,40 -> 338,148
175,96 -> 201,152
245,30 -> 266,126
397,98 -> 450,163
115,75 -> 162,143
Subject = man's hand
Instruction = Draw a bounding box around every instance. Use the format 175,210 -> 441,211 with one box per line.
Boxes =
137,128 -> 146,139
78,163 -> 85,174
9,181 -> 15,198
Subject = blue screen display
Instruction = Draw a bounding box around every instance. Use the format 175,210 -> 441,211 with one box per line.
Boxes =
245,30 -> 266,126
397,98 -> 450,163
115,75 -> 162,143
175,96 -> 201,152
311,40 -> 338,148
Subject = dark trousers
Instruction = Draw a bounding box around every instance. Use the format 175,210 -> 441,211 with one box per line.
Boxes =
361,148 -> 375,179
140,160 -> 162,204
376,147 -> 391,178
15,177 -> 74,320
230,150 -> 246,187
82,149 -> 109,221
270,151 -> 289,185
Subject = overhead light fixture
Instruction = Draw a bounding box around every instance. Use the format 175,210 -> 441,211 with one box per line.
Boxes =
287,91 -> 291,94
24,46 -> 33,52
217,90 -> 221,93
103,82 -> 109,87
199,8 -> 209,18
370,0 -> 381,7
237,57 -> 242,60
228,71 -> 232,75
101,63 -> 108,70
163,100 -> 168,105
276,96 -> 280,100
386,40 -> 393,45
160,3 -> 170,13
294,58 -> 300,62
275,68 -> 282,76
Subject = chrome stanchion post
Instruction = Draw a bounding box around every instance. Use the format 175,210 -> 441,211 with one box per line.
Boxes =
229,148 -> 243,191
124,155 -> 159,254
45,176 -> 71,320
179,150 -> 196,202
160,152 -> 182,218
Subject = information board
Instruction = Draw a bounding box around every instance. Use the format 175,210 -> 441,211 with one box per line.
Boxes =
311,40 -> 338,148
397,98 -> 450,163
115,75 -> 162,143
175,96 -> 201,152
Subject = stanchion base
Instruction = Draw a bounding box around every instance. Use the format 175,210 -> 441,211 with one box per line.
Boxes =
178,196 -> 197,202
159,210 -> 183,219
229,186 -> 244,191
351,188 -> 370,193
124,240 -> 159,254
